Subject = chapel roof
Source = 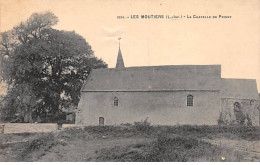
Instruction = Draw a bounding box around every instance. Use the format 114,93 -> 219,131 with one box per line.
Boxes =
221,78 -> 259,100
82,65 -> 221,91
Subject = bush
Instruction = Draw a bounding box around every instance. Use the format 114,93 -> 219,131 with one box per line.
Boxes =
218,111 -> 253,126
120,123 -> 132,126
217,112 -> 226,125
133,117 -> 154,134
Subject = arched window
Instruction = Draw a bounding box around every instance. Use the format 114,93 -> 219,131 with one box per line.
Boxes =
114,97 -> 119,106
187,95 -> 193,106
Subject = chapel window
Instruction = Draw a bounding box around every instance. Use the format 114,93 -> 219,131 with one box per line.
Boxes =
187,95 -> 193,106
114,97 -> 119,106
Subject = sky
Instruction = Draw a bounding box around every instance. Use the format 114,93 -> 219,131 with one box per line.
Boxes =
0,0 -> 260,91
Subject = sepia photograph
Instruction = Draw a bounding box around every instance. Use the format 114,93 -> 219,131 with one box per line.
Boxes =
0,0 -> 259,162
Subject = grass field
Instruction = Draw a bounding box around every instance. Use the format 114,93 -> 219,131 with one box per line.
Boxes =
0,124 -> 259,162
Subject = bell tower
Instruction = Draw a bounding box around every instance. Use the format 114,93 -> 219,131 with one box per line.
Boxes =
116,37 -> 125,68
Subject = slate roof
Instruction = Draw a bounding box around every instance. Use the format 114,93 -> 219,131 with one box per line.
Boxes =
82,65 -> 221,91
221,78 -> 259,100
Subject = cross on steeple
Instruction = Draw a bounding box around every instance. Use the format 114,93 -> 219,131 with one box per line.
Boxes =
118,37 -> 121,47
116,37 -> 125,68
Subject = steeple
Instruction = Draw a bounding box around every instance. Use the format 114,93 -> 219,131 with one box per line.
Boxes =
116,38 -> 125,68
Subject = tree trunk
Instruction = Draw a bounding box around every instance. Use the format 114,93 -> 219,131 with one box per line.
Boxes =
51,104 -> 60,122
36,115 -> 42,123
53,111 -> 59,120
24,110 -> 33,123
52,98 -> 60,122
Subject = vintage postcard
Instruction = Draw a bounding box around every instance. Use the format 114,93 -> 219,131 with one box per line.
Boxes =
0,0 -> 259,162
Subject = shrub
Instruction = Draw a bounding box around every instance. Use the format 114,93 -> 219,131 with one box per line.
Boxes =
217,112 -> 226,125
120,123 -> 132,126
133,117 -> 154,134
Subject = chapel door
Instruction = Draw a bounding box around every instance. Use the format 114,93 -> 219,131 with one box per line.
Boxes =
99,117 -> 104,126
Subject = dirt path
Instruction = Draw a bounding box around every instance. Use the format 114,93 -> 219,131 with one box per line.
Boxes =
37,137 -> 153,162
203,138 -> 260,161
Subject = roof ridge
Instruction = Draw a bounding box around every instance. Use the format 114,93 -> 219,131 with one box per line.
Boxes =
92,64 -> 222,71
222,78 -> 256,81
